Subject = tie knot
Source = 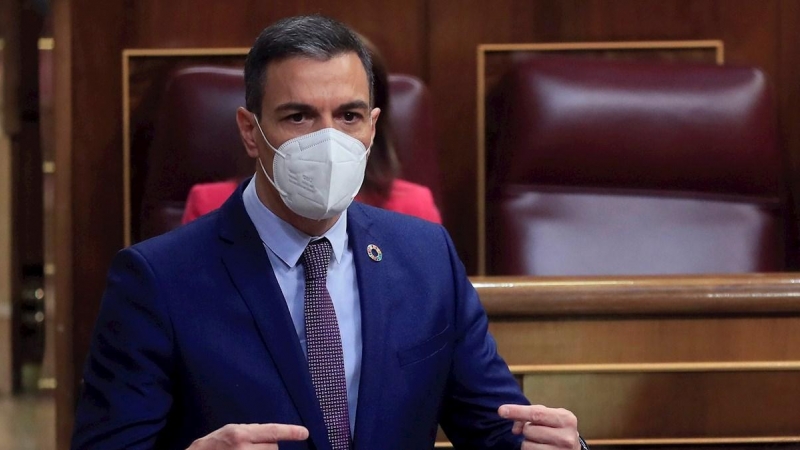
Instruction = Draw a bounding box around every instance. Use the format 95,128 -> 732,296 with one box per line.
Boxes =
302,238 -> 333,281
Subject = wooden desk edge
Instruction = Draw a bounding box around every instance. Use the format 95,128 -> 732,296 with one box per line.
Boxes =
472,274 -> 800,316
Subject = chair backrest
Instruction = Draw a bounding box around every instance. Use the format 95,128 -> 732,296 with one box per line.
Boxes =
485,57 -> 786,275
388,74 -> 441,205
140,66 -> 440,241
140,66 -> 251,240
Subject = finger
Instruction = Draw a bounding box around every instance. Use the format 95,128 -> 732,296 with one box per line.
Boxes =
245,424 -> 309,442
512,420 -> 525,435
521,442 -> 560,450
250,445 -> 279,450
522,423 -> 579,448
499,405 -> 565,428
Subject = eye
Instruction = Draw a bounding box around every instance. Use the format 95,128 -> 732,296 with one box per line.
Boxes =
342,112 -> 361,123
286,113 -> 305,123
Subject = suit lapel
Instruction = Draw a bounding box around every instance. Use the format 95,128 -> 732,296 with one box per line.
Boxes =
217,185 -> 330,450
348,205 -> 395,450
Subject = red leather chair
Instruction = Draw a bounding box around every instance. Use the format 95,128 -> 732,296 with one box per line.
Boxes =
485,57 -> 788,276
388,74 -> 441,206
139,67 -> 252,241
139,66 -> 440,241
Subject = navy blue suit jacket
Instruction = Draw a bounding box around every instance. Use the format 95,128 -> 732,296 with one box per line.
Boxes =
72,182 -> 528,449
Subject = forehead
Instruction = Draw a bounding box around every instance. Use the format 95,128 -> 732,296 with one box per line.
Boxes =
261,53 -> 370,110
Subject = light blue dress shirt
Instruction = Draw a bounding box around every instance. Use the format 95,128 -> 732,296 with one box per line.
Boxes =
243,178 -> 362,433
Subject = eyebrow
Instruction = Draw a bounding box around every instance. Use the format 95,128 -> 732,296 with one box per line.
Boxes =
273,100 -> 370,115
274,102 -> 316,114
336,100 -> 370,112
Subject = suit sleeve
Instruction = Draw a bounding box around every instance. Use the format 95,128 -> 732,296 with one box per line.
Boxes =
71,247 -> 175,449
437,228 -> 528,450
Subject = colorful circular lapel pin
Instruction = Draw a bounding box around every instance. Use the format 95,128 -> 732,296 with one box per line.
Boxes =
367,244 -> 383,262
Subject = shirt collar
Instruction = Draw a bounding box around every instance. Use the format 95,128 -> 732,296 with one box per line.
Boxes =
243,177 -> 347,268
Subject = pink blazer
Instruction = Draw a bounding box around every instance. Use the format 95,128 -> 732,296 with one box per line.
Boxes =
182,179 -> 442,225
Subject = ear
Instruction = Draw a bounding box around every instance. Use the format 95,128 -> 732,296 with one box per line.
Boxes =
369,107 -> 381,146
236,107 -> 261,159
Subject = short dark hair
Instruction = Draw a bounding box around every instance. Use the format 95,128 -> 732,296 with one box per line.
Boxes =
244,15 -> 374,115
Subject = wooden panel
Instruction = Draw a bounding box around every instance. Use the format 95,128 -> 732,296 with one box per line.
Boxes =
492,317 -> 800,366
522,370 -> 800,441
67,0 -> 127,410
0,34 -> 12,395
126,1 -> 427,79
53,0 -> 126,446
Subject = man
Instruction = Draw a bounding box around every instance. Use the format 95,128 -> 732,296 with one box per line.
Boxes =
72,15 -> 586,450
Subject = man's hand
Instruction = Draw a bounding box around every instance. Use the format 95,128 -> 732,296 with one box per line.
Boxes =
499,404 -> 580,450
187,423 -> 309,449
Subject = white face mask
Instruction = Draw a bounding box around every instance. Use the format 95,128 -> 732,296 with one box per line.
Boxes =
253,114 -> 371,221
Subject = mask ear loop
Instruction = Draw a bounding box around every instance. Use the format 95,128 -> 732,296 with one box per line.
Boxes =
351,117 -> 373,199
252,113 -> 282,154
252,113 -> 289,197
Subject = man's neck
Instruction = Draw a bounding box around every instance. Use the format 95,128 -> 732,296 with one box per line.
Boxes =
253,173 -> 339,237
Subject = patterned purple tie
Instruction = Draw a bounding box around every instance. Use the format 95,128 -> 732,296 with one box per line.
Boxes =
302,238 -> 352,450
